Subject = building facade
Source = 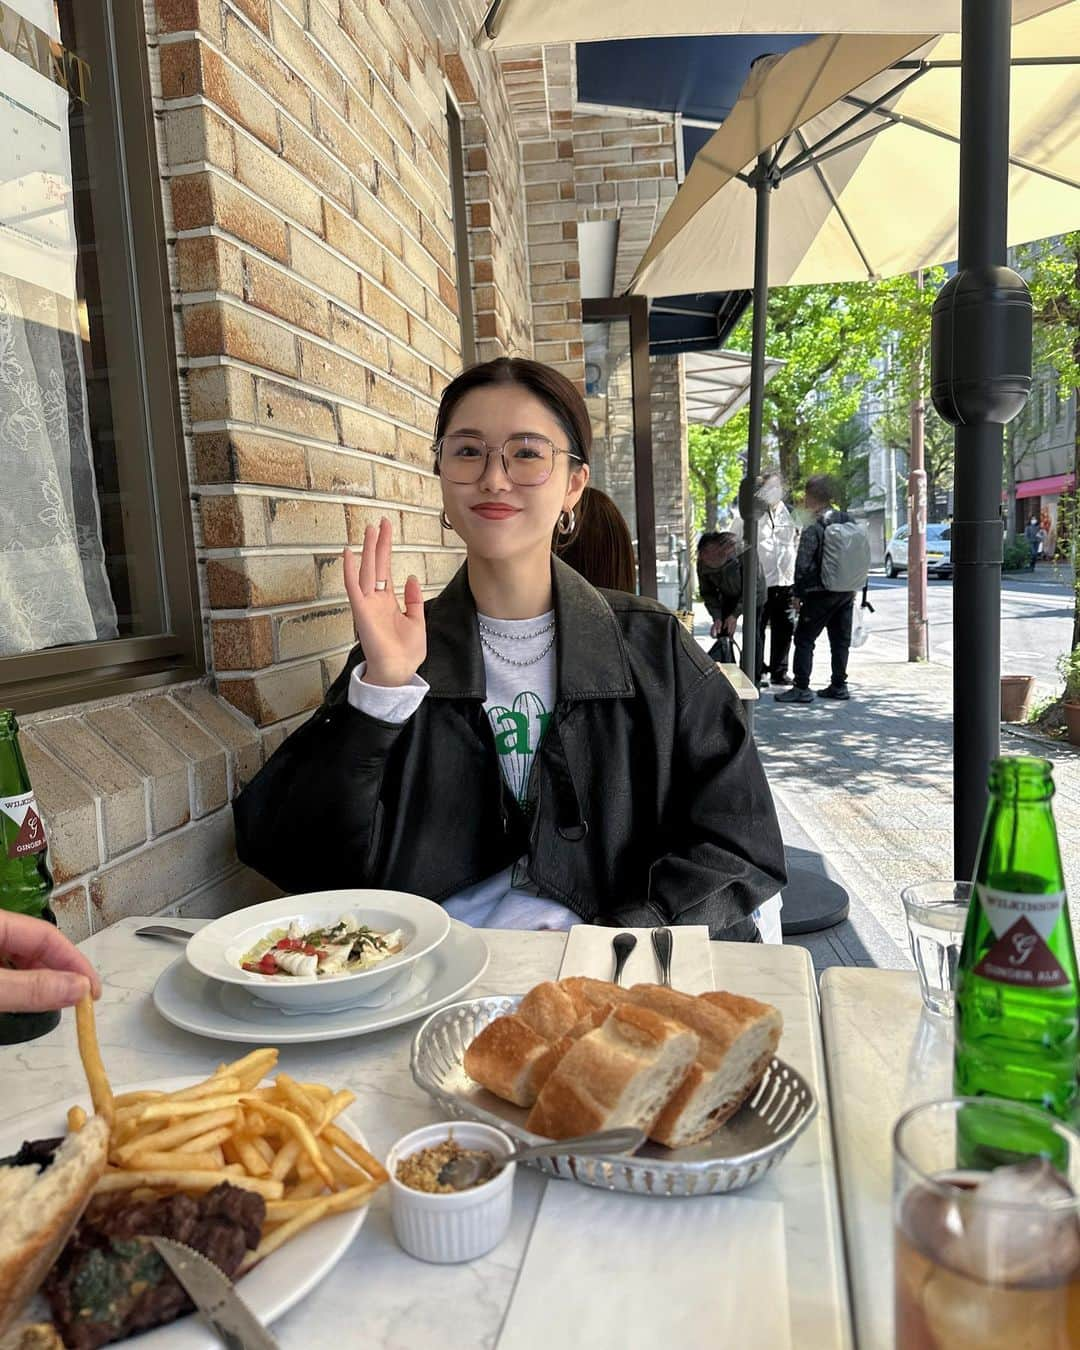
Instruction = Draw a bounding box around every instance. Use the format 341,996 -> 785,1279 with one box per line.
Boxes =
0,0 -> 691,937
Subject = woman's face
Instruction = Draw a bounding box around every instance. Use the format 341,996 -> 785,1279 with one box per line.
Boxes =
439,384 -> 589,563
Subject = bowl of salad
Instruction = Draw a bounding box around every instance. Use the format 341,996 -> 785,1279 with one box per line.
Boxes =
185,890 -> 451,1011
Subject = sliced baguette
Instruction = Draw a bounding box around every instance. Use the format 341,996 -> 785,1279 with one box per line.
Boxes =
525,1003 -> 699,1140
0,1116 -> 109,1337
627,986 -> 780,1147
557,976 -> 632,1018
515,982 -> 583,1043
462,1014 -> 551,1108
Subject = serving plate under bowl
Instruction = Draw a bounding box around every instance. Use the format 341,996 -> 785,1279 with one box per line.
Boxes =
185,889 -> 451,1012
411,995 -> 818,1198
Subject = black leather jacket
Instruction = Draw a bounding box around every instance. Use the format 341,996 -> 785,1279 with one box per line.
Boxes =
234,558 -> 786,940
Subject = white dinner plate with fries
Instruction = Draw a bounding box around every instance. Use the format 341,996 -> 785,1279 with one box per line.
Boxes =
2,1038 -> 385,1348
155,919 -> 489,1044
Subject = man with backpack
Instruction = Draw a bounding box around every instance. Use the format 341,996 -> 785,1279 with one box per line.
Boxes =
775,475 -> 870,705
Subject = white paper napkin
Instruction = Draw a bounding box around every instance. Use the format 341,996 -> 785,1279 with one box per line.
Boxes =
496,1187 -> 791,1350
557,923 -> 714,993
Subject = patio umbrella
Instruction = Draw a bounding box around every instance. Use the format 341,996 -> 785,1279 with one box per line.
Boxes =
477,0 -> 1064,46
622,6 -> 1080,874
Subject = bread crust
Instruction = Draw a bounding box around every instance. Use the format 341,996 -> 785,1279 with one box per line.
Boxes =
0,1117 -> 109,1338
515,982 -> 582,1042
462,1014 -> 550,1108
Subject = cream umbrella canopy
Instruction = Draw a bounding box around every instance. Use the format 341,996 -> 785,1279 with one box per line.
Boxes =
629,16 -> 1080,295
477,0 -> 1066,46
617,6 -> 1080,875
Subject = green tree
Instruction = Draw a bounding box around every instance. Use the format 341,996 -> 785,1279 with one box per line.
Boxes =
1015,232 -> 1080,647
687,416 -> 747,533
725,273 -> 939,489
876,397 -> 955,522
829,416 -> 872,510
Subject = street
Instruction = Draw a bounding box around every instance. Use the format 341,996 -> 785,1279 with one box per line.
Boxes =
864,566 -> 1075,697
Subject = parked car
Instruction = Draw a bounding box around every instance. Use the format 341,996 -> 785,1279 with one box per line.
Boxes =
884,523 -> 953,578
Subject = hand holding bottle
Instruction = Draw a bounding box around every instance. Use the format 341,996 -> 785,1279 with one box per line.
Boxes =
0,910 -> 101,1013
343,518 -> 427,688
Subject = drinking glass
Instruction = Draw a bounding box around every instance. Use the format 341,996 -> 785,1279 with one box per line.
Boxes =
901,881 -> 971,1017
893,1097 -> 1080,1349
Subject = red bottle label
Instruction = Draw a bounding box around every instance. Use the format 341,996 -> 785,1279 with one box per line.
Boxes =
973,886 -> 1070,989
0,792 -> 48,859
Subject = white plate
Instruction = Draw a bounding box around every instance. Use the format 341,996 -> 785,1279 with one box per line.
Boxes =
156,921 -> 490,1044
185,890 -> 451,1012
0,1076 -> 371,1349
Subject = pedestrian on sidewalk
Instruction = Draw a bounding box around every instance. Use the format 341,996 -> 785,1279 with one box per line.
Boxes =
1024,514 -> 1045,571
775,475 -> 869,705
754,473 -> 798,687
697,531 -> 766,674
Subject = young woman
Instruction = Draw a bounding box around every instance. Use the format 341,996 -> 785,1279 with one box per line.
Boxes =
235,358 -> 785,940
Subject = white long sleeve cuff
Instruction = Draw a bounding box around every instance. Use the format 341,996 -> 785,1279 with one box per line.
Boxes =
347,663 -> 429,724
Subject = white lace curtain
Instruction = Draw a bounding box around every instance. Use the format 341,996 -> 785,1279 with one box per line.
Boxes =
0,278 -> 117,654
0,0 -> 117,657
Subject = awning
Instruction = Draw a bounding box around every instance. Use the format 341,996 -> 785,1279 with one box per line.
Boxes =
1016,473 -> 1076,499
684,349 -> 784,427
648,293 -> 751,355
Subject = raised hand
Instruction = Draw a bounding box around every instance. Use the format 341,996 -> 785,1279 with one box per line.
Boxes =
343,517 -> 427,687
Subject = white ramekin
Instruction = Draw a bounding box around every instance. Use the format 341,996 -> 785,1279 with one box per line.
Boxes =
386,1120 -> 516,1263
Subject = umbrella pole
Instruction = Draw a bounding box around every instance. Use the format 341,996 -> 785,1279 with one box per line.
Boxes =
951,0 -> 1011,877
740,151 -> 774,701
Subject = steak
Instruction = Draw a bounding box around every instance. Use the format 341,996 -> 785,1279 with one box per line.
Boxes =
44,1183 -> 265,1350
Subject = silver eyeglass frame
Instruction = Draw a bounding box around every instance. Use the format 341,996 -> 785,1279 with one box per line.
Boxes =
433,434 -> 584,486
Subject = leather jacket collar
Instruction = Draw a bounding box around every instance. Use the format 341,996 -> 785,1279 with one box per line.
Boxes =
419,555 -> 635,702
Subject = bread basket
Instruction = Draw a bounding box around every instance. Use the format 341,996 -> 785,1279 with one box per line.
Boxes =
410,995 -> 818,1198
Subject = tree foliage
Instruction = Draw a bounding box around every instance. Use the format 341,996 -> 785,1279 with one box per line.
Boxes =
724,273 -> 939,489
687,415 -> 748,533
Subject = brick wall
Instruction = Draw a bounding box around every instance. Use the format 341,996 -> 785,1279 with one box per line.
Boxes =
149,0 -> 540,736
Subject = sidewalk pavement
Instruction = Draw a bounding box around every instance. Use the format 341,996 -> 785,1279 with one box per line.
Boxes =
695,605 -> 1080,971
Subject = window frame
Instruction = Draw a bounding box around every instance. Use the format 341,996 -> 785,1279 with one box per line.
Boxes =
0,0 -> 202,714
445,91 -> 477,370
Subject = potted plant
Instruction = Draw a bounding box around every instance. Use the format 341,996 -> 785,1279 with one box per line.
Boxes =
1000,673 -> 1037,723
1059,647 -> 1080,746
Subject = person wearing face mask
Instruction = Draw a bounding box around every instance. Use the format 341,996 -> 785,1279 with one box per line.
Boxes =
234,358 -> 786,941
696,531 -> 766,675
752,474 -> 798,687
1023,514 -> 1046,571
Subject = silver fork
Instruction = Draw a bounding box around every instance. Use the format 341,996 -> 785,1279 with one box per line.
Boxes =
651,927 -> 673,986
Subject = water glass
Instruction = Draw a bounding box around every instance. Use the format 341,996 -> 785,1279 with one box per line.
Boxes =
901,881 -> 971,1017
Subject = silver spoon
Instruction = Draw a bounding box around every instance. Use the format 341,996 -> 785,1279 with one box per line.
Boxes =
611,931 -> 637,985
134,925 -> 196,944
651,927 -> 674,986
437,1127 -> 646,1191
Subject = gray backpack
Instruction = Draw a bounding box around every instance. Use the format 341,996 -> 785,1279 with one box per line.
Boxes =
820,515 -> 871,592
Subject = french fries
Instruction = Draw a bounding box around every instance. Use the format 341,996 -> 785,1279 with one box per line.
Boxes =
71,1000 -> 386,1275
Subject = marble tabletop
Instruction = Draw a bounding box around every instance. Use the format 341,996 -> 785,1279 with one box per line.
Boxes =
819,968 -> 954,1350
1,921 -> 853,1349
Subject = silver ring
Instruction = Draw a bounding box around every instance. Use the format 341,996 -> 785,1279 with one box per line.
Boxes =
374,580 -> 388,591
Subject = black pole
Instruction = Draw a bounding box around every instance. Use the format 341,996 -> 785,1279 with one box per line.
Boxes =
952,0 -> 1011,877
740,152 -> 774,693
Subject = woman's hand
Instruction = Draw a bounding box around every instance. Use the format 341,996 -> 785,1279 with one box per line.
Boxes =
721,616 -> 737,637
0,910 -> 101,1013
343,517 -> 427,687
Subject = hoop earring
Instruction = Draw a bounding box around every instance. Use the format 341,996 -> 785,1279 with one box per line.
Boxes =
441,511 -> 454,531
557,508 -> 576,536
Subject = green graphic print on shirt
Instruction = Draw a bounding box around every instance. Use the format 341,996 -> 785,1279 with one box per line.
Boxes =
487,690 -> 551,804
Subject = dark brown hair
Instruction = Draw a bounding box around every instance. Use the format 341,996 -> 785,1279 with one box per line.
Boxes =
433,356 -> 592,465
556,487 -> 637,593
804,474 -> 834,507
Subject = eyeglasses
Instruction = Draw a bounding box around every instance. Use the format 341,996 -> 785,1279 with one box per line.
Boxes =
434,433 -> 583,486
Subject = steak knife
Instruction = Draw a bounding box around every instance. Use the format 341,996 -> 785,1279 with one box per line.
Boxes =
149,1236 -> 281,1350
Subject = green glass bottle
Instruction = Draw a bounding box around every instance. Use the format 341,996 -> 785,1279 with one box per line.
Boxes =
0,709 -> 60,1045
954,756 -> 1079,1125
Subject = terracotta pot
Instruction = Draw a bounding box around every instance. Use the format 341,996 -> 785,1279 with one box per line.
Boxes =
1000,675 -> 1036,724
1065,701 -> 1080,747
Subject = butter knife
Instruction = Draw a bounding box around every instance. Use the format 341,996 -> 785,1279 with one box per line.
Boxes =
149,1236 -> 280,1350
651,927 -> 673,986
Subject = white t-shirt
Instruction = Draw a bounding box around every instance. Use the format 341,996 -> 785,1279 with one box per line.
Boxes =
347,612 -> 782,941
347,612 -> 576,930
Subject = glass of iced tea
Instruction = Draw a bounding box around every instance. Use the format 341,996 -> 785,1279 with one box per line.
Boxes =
893,1098 -> 1080,1349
